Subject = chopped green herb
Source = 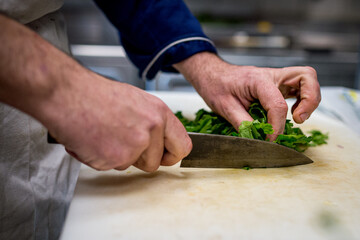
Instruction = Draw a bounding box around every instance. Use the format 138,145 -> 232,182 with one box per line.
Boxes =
175,102 -> 328,152
308,130 -> 329,146
175,109 -> 238,136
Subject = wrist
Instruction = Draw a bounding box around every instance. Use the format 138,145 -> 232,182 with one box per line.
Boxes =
173,52 -> 224,83
173,52 -> 233,96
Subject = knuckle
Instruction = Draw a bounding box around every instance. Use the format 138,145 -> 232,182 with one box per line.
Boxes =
135,157 -> 160,172
274,99 -> 288,112
210,97 -> 226,113
101,149 -> 135,171
148,115 -> 164,131
308,95 -> 321,107
243,66 -> 260,82
183,136 -> 193,158
143,164 -> 160,173
153,97 -> 168,112
129,130 -> 151,149
90,162 -> 112,171
112,156 -> 133,171
174,139 -> 193,162
304,66 -> 317,77
221,100 -> 235,116
137,133 -> 151,149
142,101 -> 167,132
115,163 -> 131,171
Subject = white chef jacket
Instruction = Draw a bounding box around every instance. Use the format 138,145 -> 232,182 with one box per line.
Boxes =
0,1 -> 81,239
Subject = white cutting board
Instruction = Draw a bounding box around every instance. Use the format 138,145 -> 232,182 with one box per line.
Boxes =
60,92 -> 360,240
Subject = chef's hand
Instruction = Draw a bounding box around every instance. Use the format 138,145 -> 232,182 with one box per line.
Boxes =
174,52 -> 321,141
47,70 -> 192,172
0,14 -> 191,172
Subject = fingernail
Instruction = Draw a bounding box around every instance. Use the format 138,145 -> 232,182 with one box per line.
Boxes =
300,112 -> 309,122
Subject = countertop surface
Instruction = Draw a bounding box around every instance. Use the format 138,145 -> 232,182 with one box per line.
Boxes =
60,89 -> 360,240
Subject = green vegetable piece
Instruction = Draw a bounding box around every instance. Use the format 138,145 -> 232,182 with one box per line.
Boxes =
308,130 -> 329,146
175,103 -> 328,152
238,121 -> 254,139
275,134 -> 312,152
248,102 -> 267,123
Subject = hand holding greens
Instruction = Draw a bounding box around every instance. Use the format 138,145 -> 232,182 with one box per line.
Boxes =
175,102 -> 328,152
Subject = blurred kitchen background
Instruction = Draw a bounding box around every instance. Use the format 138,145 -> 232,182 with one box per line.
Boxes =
62,0 -> 360,91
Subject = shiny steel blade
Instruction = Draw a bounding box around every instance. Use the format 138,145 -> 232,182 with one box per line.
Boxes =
181,133 -> 313,168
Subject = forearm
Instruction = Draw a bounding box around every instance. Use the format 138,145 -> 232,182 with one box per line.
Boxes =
0,14 -> 87,124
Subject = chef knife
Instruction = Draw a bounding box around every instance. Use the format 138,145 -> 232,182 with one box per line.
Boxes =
48,132 -> 313,168
181,132 -> 313,168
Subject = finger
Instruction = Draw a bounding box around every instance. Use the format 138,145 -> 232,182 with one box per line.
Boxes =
104,131 -> 152,172
277,67 -> 321,123
215,96 -> 254,130
160,112 -> 192,166
94,128 -> 154,171
132,123 -> 165,172
113,134 -> 151,171
256,82 -> 288,141
291,71 -> 321,123
291,97 -> 300,114
65,148 -> 109,171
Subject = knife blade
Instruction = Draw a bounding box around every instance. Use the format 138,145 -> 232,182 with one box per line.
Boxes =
181,132 -> 313,168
